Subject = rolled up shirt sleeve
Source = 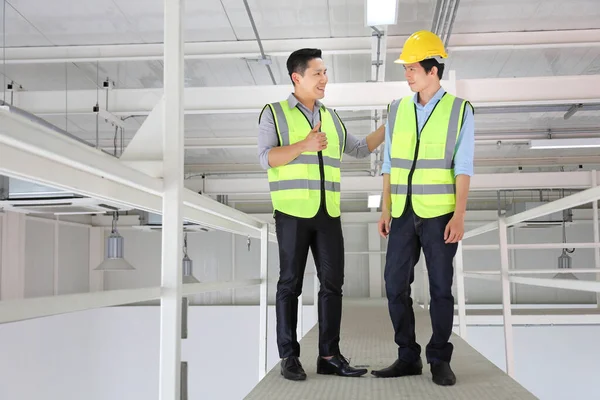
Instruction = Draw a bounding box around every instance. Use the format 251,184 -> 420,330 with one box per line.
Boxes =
344,132 -> 371,159
257,106 -> 279,170
453,104 -> 475,177
380,120 -> 392,175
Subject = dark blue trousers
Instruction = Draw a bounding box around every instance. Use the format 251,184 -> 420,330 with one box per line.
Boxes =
384,202 -> 457,364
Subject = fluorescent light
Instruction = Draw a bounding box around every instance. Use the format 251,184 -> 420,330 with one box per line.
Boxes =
365,0 -> 399,26
368,194 -> 381,208
529,138 -> 600,150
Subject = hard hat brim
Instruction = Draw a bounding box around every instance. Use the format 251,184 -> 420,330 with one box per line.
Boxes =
394,54 -> 448,64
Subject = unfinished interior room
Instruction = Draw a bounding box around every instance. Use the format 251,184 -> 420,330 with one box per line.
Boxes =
0,0 -> 599,399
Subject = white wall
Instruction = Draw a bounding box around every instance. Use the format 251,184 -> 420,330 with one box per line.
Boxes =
0,307 -> 597,400
0,306 -> 317,400
1,216 -> 91,299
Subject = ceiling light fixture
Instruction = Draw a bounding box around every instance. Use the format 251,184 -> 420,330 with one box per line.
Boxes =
95,212 -> 135,271
553,207 -> 577,280
365,0 -> 399,26
182,232 -> 200,284
529,138 -> 600,150
368,194 -> 381,209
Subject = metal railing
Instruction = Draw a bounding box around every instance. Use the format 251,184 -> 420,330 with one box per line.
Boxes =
0,217 -> 273,396
455,169 -> 600,378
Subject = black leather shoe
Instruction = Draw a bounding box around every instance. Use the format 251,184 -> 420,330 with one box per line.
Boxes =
316,354 -> 368,377
280,356 -> 307,381
430,361 -> 456,386
371,358 -> 423,378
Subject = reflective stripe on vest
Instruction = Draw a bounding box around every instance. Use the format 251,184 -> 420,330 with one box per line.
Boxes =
266,101 -> 345,218
389,93 -> 469,219
391,183 -> 455,195
269,179 -> 341,192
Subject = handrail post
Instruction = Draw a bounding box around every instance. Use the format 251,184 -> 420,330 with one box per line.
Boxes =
455,241 -> 467,339
592,170 -> 600,307
258,224 -> 269,381
498,217 -> 515,377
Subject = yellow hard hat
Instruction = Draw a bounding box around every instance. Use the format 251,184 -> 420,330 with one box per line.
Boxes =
394,30 -> 448,64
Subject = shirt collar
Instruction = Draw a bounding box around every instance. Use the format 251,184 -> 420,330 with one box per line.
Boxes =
288,93 -> 324,111
413,86 -> 446,109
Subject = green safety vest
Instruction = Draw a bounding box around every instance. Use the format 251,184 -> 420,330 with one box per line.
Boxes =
263,100 -> 346,218
388,93 -> 471,219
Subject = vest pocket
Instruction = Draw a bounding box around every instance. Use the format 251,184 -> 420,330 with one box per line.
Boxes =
421,143 -> 445,160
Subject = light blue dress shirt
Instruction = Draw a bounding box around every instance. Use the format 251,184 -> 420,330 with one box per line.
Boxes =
381,87 -> 474,177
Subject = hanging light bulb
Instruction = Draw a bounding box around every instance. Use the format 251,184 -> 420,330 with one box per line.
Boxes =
182,232 -> 200,284
555,249 -> 577,280
95,212 -> 135,271
553,211 -> 577,280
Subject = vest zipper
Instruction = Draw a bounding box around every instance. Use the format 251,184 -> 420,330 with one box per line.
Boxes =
317,110 -> 326,208
405,94 -> 446,208
406,104 -> 420,202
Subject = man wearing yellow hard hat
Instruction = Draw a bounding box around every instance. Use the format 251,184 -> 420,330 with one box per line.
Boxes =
371,30 -> 474,386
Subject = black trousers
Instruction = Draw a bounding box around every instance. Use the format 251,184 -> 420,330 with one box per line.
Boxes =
274,207 -> 345,358
384,202 -> 457,364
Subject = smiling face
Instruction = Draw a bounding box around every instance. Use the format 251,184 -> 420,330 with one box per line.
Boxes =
292,58 -> 328,100
403,62 -> 438,93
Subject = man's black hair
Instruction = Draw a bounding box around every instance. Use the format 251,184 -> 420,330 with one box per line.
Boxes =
286,48 -> 322,85
419,58 -> 445,80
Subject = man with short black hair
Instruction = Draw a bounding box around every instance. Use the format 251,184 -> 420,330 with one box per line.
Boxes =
371,31 -> 475,386
258,48 -> 385,381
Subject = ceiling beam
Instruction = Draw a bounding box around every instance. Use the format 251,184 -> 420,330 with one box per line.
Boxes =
2,30 -> 599,64
183,155 -> 600,175
0,141 -> 273,240
0,105 -> 276,241
88,129 -> 600,152
12,75 -> 600,116
188,170 -> 600,196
